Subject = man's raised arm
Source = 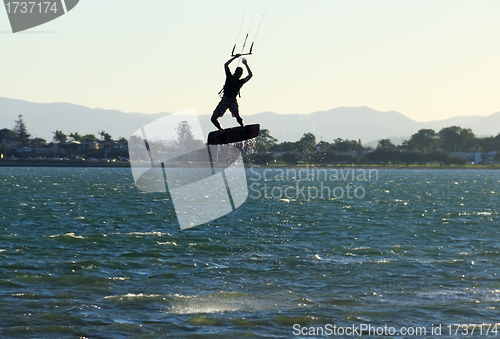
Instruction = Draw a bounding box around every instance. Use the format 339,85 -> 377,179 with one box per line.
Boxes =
242,58 -> 253,82
224,54 -> 241,76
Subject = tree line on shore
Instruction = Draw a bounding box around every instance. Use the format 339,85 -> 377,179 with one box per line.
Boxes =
3,115 -> 500,165
0,115 -> 128,159
250,126 -> 500,166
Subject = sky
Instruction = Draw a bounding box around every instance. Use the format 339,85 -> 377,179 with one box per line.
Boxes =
1,0 -> 500,122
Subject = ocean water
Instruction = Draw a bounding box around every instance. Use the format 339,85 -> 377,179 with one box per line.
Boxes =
1,167 -> 500,338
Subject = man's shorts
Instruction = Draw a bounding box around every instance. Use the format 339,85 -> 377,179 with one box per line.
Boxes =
213,97 -> 239,118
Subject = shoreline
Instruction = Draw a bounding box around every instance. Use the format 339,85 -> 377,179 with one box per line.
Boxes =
0,160 -> 498,170
0,160 -> 130,168
252,164 -> 500,170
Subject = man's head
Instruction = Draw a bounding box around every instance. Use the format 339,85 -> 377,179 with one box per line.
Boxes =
234,67 -> 243,78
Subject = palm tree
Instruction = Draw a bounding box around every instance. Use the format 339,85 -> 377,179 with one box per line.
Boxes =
69,132 -> 83,142
53,130 -> 67,143
99,130 -> 113,158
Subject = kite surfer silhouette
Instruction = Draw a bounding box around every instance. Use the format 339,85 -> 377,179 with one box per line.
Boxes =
211,54 -> 253,132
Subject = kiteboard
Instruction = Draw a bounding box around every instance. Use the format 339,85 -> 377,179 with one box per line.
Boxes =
207,124 -> 260,145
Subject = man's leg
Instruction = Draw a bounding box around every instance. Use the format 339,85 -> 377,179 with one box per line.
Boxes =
211,102 -> 225,131
234,114 -> 244,127
230,100 -> 244,127
211,113 -> 223,131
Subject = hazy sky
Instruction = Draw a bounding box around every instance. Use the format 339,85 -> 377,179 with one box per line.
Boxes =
1,0 -> 500,121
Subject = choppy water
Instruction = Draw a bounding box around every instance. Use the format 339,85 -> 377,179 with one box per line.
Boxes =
1,167 -> 500,338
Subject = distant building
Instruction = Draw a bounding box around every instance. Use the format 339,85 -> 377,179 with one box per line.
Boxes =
451,151 -> 497,164
79,141 -> 99,151
6,140 -> 22,148
15,143 -> 33,154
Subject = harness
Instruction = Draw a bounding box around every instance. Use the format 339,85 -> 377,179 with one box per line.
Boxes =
218,76 -> 243,98
218,88 -> 241,99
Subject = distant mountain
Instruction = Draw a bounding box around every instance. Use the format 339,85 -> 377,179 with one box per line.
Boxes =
1,97 -> 499,145
467,112 -> 500,135
0,97 -> 169,141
